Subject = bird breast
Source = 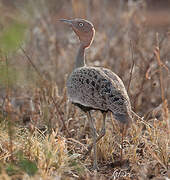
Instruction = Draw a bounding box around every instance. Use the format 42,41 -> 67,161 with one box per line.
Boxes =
66,67 -> 131,115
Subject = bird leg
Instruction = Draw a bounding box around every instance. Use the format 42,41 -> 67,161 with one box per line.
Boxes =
120,130 -> 124,161
86,111 -> 98,170
120,123 -> 127,161
85,112 -> 106,156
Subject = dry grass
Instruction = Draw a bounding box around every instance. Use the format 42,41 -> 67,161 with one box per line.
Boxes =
0,0 -> 170,179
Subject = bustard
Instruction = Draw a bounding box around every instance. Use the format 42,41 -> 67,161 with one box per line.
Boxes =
60,18 -> 132,170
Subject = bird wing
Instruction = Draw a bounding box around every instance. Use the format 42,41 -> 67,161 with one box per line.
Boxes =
67,67 -> 131,117
99,67 -> 130,102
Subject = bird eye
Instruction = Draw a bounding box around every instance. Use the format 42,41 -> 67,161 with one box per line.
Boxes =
79,22 -> 84,27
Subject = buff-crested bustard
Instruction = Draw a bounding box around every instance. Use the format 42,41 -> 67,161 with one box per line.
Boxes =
60,18 -> 132,170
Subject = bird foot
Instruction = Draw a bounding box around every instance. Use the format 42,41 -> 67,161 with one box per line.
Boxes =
84,144 -> 93,157
91,164 -> 99,171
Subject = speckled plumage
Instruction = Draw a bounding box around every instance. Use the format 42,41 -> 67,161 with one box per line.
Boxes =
61,18 -> 132,170
67,66 -> 131,124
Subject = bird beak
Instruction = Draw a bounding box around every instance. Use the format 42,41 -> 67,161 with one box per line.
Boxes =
59,19 -> 73,25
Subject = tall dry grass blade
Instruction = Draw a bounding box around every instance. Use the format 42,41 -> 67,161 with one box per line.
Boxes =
127,40 -> 135,94
71,0 -> 87,18
154,33 -> 169,134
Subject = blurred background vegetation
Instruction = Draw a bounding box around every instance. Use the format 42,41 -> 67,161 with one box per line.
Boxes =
0,0 -> 169,114
0,0 -> 169,179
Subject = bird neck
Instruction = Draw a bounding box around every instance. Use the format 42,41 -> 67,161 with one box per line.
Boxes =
74,43 -> 86,69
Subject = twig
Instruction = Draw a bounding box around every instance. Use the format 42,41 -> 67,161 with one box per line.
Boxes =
20,46 -> 42,78
154,34 -> 165,103
5,55 -> 14,161
127,40 -> 135,94
133,35 -> 166,111
20,46 -> 71,136
145,140 -> 167,170
67,138 -> 88,151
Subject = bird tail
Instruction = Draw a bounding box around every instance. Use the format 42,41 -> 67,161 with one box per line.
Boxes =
114,112 -> 132,125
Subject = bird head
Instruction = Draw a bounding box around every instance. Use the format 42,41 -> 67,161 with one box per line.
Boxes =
60,18 -> 95,48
